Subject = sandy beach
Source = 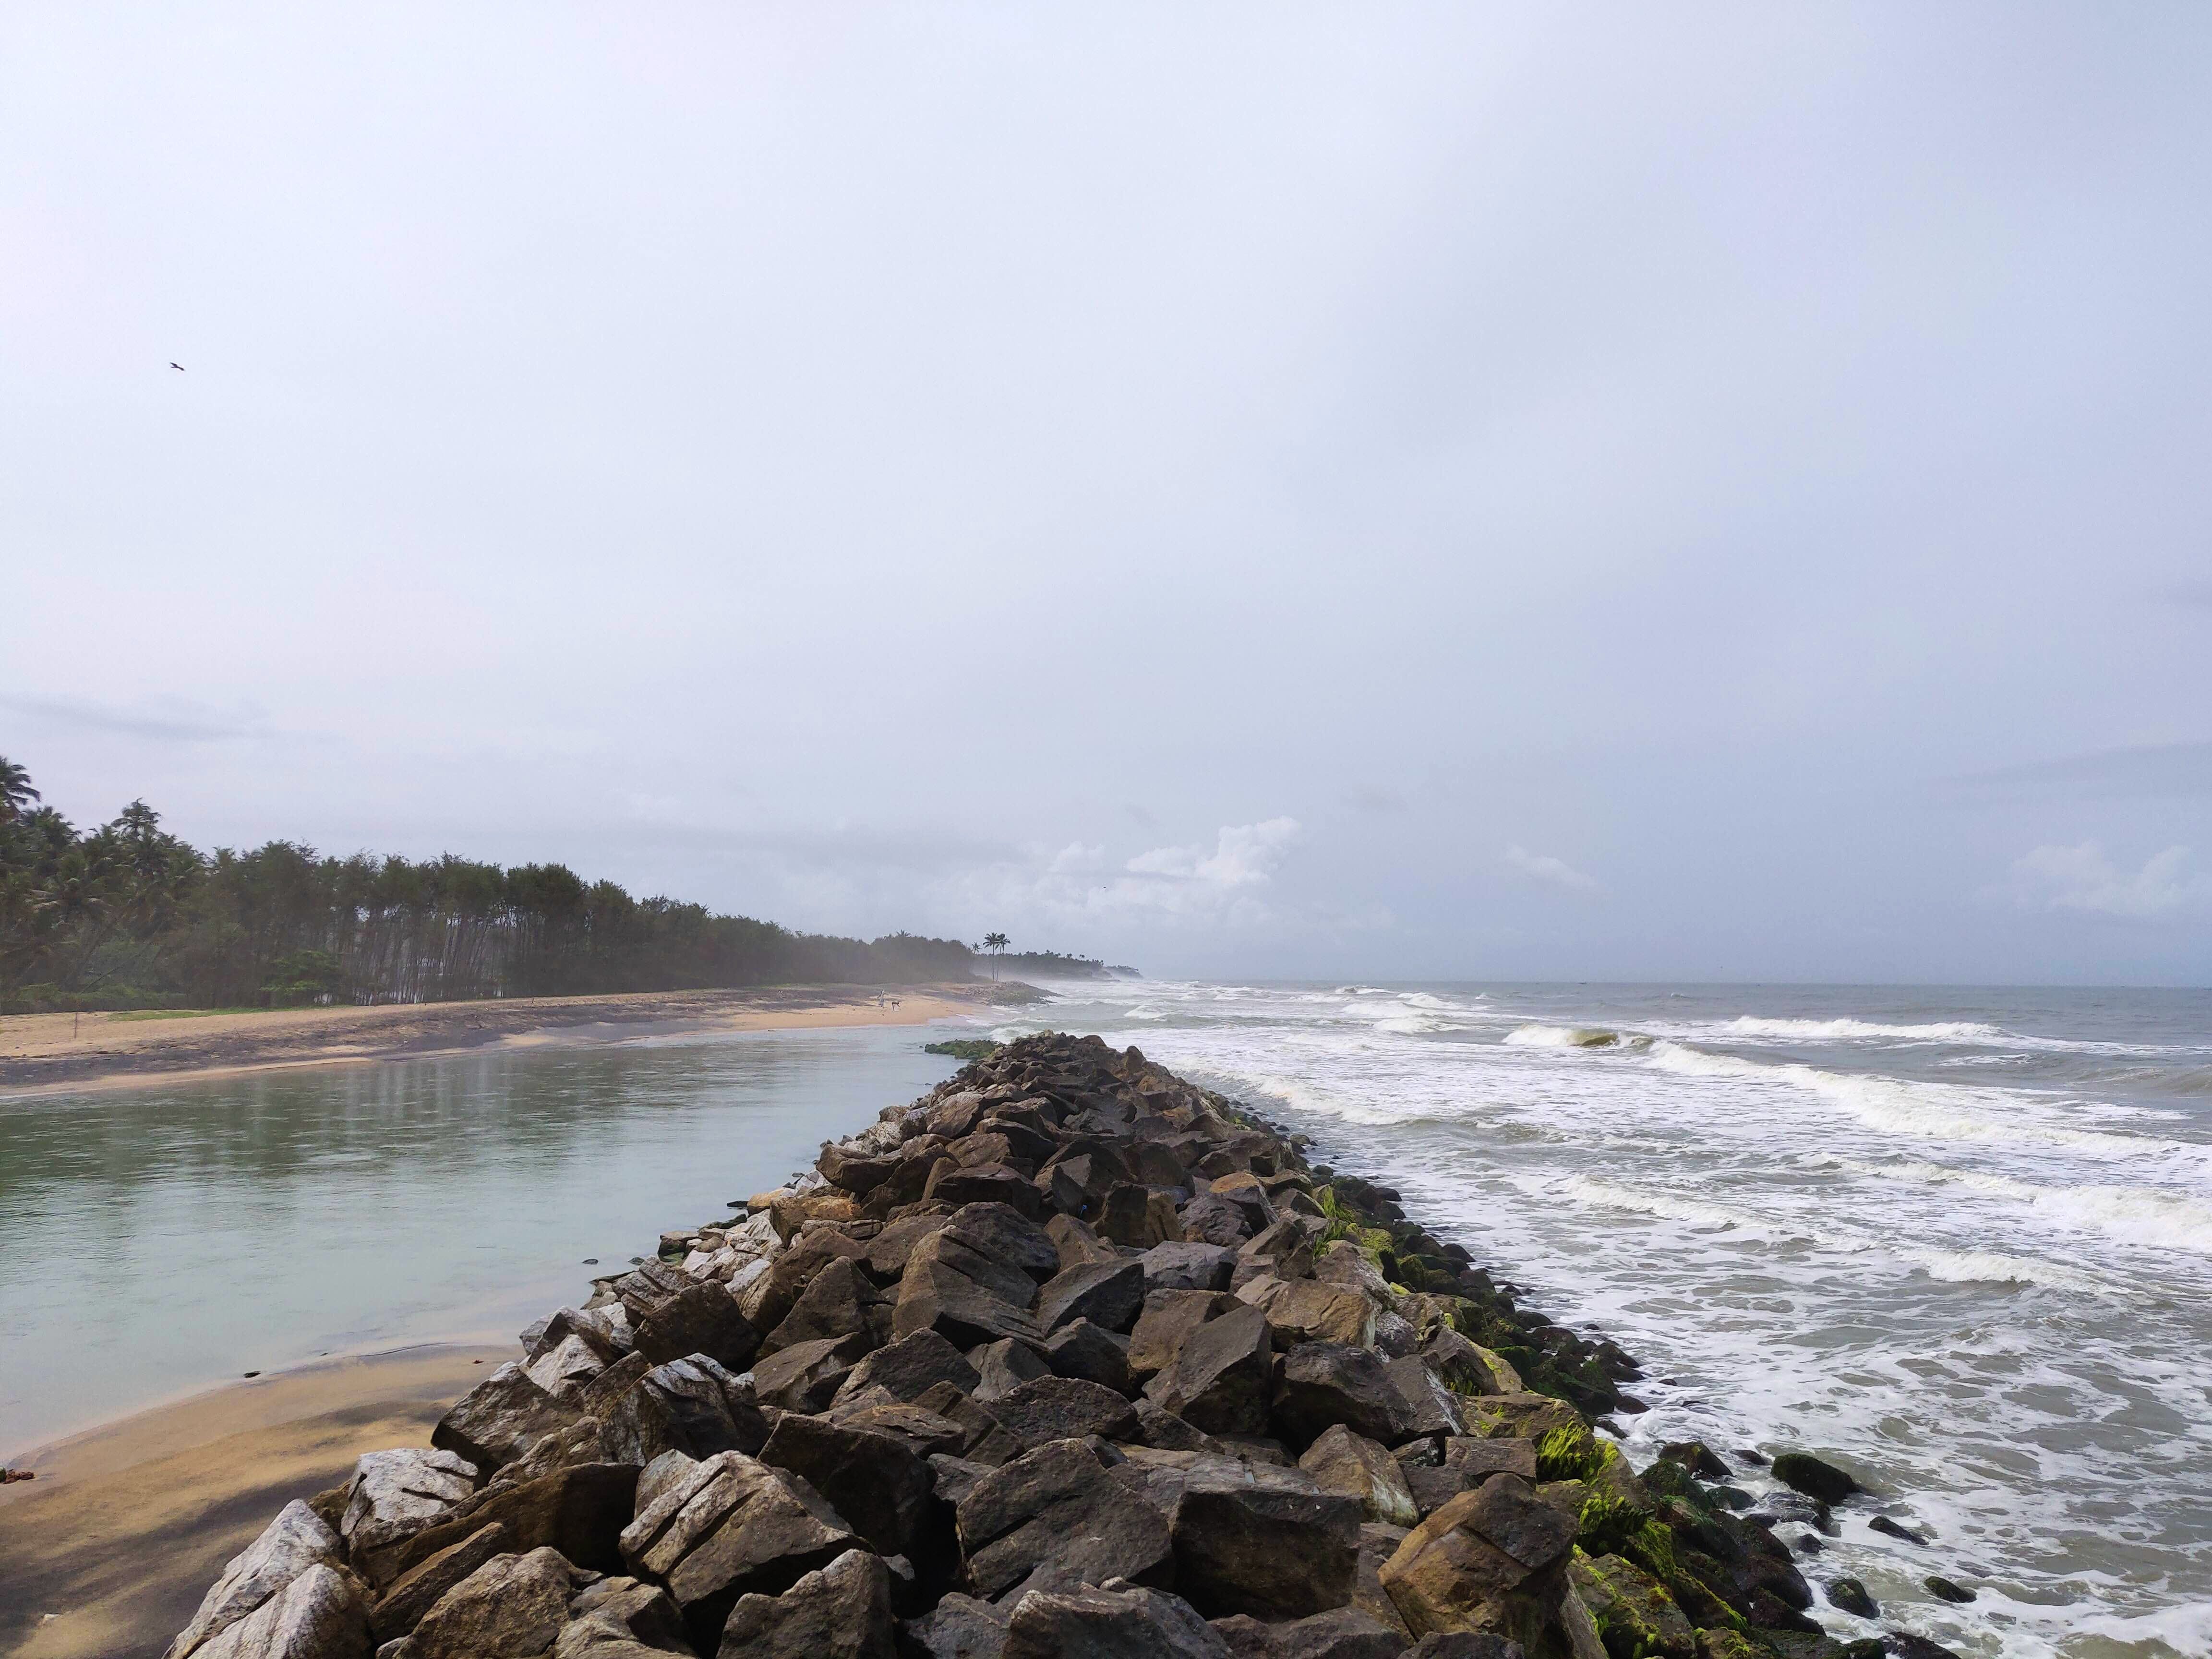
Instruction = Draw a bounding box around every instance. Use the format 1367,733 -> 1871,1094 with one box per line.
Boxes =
0,1345 -> 511,1659
0,984 -> 991,1096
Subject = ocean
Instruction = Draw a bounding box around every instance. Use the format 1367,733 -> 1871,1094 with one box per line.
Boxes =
979,980 -> 2212,1659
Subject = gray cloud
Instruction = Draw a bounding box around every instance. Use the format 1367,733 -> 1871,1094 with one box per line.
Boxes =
6,4 -> 2212,982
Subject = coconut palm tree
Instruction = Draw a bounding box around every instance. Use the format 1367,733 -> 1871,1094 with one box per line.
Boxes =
982,931 -> 1010,981
0,757 -> 37,826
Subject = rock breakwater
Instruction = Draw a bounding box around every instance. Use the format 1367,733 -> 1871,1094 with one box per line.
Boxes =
159,1031 -> 1950,1659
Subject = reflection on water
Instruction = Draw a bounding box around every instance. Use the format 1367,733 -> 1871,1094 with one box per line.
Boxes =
0,1025 -> 956,1454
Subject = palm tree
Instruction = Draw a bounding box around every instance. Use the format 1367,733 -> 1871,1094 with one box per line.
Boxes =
0,757 -> 37,826
982,932 -> 1010,982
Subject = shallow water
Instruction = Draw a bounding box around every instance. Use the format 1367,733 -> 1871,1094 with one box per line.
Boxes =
0,1025 -> 957,1455
981,981 -> 2212,1659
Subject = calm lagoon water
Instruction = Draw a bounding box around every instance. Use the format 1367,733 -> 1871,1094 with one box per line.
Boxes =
0,1024 -> 958,1455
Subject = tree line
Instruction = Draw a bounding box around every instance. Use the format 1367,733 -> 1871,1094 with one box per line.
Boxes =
0,757 -> 999,1012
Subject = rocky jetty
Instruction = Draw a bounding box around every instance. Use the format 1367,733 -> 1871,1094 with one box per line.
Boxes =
160,1032 -> 1932,1659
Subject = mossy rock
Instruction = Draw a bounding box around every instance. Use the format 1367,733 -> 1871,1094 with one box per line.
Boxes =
1572,1549 -> 1697,1659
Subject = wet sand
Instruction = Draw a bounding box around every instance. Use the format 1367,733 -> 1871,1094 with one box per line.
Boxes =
0,1345 -> 509,1659
0,985 -> 986,1096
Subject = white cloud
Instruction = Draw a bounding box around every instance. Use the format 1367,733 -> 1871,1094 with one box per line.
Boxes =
940,817 -> 1305,935
1505,844 -> 1596,891
2003,842 -> 2212,918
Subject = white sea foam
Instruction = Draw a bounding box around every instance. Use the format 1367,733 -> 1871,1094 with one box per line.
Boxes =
1713,1015 -> 2009,1042
1503,1022 -> 1628,1049
1905,1248 -> 2123,1293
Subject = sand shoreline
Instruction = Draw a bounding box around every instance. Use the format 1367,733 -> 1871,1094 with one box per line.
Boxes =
0,983 -> 994,1097
0,1344 -> 514,1659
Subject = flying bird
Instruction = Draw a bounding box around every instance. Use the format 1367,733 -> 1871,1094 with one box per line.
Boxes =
169,362 -> 184,371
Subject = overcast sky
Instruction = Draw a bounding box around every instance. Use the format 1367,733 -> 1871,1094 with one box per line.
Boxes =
6,5 -> 2210,983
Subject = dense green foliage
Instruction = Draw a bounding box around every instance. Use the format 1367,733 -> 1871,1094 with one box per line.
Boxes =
0,759 -> 980,1011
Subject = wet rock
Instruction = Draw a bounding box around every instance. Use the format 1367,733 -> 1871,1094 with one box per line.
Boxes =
1035,1259 -> 1146,1334
1141,1242 -> 1237,1294
758,1411 -> 937,1560
955,1439 -> 1173,1602
753,1334 -> 873,1413
1271,1344 -> 1417,1452
1826,1575 -> 1877,1616
1769,1451 -> 1860,1504
898,1591 -> 1007,1659
1568,1552 -> 1694,1659
1042,1319 -> 1134,1395
604,1355 -> 771,1465
1418,1332 -> 1519,1399
1298,1425 -> 1419,1527
1868,1515 -> 1923,1543
1209,1606 -> 1405,1659
368,1524 -> 510,1644
1377,1476 -> 1575,1646
1745,1491 -> 1830,1533
831,1329 -> 981,1406
1143,1303 -> 1276,1437
1886,1634 -> 1968,1659
717,1546 -> 895,1659
392,1463 -> 641,1580
1656,1442 -> 1731,1481
970,1337 -> 1052,1403
191,1563 -> 371,1659
1925,1575 -> 1975,1604
1456,1394 -> 1584,1446
340,1450 -> 480,1586
763,1258 -> 889,1357
433,1363 -> 577,1475
1168,1460 -> 1361,1619
168,1500 -> 349,1659
1000,1583 -> 1229,1659
987,1375 -> 1142,1449
408,1546 -> 577,1659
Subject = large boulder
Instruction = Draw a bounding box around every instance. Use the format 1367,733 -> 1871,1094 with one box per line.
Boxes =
1377,1476 -> 1575,1647
433,1364 -> 576,1475
1568,1552 -> 1695,1659
986,1375 -> 1141,1450
1034,1259 -> 1146,1335
367,1523 -> 510,1645
1271,1345 -> 1417,1452
894,1261 -> 1046,1351
190,1563 -> 371,1659
1143,1304 -> 1275,1436
716,1547 -> 895,1659
1099,1185 -> 1183,1248
1167,1460 -> 1362,1620
636,1281 -> 762,1372
898,1591 -> 1008,1659
1129,1290 -> 1238,1381
757,1411 -> 937,1560
764,1257 -> 889,1356
559,1575 -> 691,1654
1140,1242 -> 1236,1294
603,1355 -> 770,1465
338,1450 -> 479,1586
1208,1607 -> 1407,1659
408,1546 -> 578,1659
830,1329 -> 980,1406
753,1334 -> 872,1413
618,1450 -> 859,1649
1298,1426 -> 1419,1527
1180,1191 -> 1259,1248
1257,1282 -> 1375,1351
971,1337 -> 1052,1403
167,1501 -> 349,1659
927,1162 -> 1046,1216
1041,1320 -> 1134,1395
390,1464 -> 641,1581
1001,1584 -> 1230,1659
955,1439 -> 1174,1603
1384,1357 -> 1466,1444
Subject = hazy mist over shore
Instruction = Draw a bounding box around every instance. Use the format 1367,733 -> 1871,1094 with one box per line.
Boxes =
7,5 -> 2210,983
